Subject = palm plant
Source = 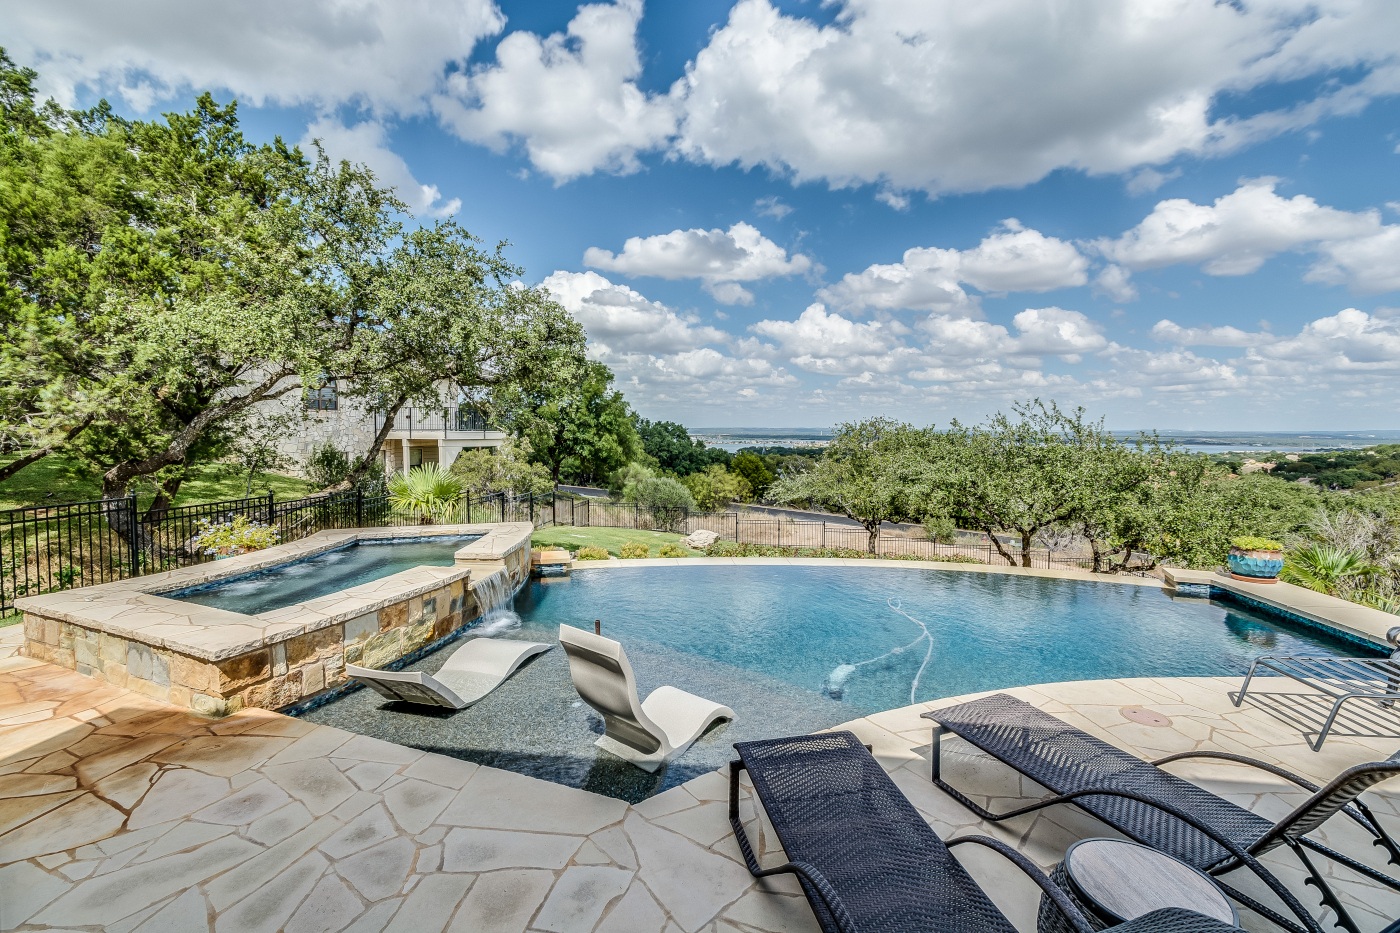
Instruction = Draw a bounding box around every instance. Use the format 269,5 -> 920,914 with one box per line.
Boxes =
387,463 -> 463,524
1279,543 -> 1380,597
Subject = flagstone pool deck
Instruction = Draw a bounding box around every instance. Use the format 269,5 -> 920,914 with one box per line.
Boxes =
4,652 -> 1400,933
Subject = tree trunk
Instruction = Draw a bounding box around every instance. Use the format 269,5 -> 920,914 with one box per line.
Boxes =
101,368 -> 295,500
142,470 -> 187,522
1020,530 -> 1033,567
865,521 -> 880,554
334,394 -> 407,491
1086,531 -> 1106,574
0,416 -> 94,483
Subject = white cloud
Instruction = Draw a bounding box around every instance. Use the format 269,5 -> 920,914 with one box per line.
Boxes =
672,0 -> 1400,195
1010,307 -> 1108,359
754,196 -> 793,220
1254,308 -> 1400,368
1307,227 -> 1400,293
1097,179 -> 1400,294
583,222 -> 811,304
1125,167 -> 1182,196
820,220 -> 1087,314
302,117 -> 459,217
1098,179 -> 1377,275
5,0 -> 505,112
1151,321 -> 1262,348
540,271 -> 795,405
1093,264 -> 1138,303
432,0 -> 676,181
540,270 -> 725,355
753,303 -> 901,360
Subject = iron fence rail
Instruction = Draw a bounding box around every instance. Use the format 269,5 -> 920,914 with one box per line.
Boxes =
1,487 -> 1120,613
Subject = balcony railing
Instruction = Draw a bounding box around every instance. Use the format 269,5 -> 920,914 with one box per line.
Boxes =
376,406 -> 501,438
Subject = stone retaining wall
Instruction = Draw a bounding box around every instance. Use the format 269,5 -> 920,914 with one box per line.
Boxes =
19,523 -> 535,717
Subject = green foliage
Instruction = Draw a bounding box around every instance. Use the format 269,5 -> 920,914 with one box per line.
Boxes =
627,475 -> 696,512
0,53 -> 587,500
193,516 -> 281,555
304,442 -> 352,489
1267,445 -> 1400,489
1231,536 -> 1284,551
922,515 -> 958,545
701,540 -> 983,562
619,541 -> 651,559
575,545 -> 610,561
634,418 -> 729,475
729,451 -> 775,499
1280,544 -> 1379,596
768,417 -> 927,553
917,400 -> 1159,567
658,543 -> 686,558
387,464 -> 463,524
681,464 -> 750,511
450,439 -> 553,499
501,362 -> 640,485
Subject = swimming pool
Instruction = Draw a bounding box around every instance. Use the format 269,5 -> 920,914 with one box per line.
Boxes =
301,565 -> 1376,802
168,535 -> 479,615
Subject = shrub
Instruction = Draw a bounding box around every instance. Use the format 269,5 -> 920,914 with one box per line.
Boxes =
304,442 -> 352,488
620,541 -> 651,559
1231,536 -> 1284,551
658,543 -> 686,558
575,546 -> 610,561
700,539 -> 984,563
194,516 -> 281,556
388,464 -> 463,523
631,476 -> 696,511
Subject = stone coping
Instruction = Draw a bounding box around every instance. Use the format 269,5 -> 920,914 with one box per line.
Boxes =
1164,566 -> 1397,648
571,555 -> 1163,587
3,658 -> 1398,932
15,523 -> 534,662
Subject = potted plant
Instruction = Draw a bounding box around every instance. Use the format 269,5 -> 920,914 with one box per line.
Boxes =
1227,536 -> 1285,583
194,516 -> 281,559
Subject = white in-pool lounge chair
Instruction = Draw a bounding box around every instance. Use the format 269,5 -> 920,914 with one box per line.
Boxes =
346,637 -> 552,710
558,624 -> 736,772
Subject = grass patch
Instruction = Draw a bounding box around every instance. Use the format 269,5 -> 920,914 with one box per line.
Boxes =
0,452 -> 314,511
0,611 -> 21,629
530,526 -> 702,558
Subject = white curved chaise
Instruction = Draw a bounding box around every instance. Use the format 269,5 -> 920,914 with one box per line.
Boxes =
346,637 -> 552,710
557,624 -> 736,773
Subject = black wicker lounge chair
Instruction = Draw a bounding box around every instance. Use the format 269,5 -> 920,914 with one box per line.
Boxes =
923,693 -> 1400,933
729,731 -> 1246,933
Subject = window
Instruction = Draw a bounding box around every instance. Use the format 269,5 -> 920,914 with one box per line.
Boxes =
305,378 -> 338,412
409,447 -> 423,468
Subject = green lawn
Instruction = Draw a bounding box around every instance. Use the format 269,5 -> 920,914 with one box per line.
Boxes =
530,525 -> 703,557
0,452 -> 315,511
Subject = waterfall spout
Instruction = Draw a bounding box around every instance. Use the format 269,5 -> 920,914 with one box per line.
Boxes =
469,567 -> 527,633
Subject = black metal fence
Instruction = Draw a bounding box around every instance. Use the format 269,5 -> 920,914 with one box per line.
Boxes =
1,486 -> 1123,614
565,498 -> 1104,569
0,487 -> 567,614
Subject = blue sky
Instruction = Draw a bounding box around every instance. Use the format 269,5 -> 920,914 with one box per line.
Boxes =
8,0 -> 1400,430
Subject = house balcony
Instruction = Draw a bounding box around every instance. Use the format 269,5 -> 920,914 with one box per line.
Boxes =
375,406 -> 506,442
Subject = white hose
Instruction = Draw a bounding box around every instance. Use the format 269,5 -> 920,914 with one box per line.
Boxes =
822,597 -> 934,704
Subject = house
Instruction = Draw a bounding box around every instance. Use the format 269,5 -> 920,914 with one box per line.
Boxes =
263,378 -> 507,476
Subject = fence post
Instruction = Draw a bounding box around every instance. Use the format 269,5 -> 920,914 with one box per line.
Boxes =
529,494 -> 535,524
355,487 -> 363,528
265,490 -> 275,527
822,521 -> 826,549
125,494 -> 141,574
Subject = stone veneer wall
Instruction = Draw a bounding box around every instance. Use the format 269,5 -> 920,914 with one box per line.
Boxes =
23,575 -> 481,717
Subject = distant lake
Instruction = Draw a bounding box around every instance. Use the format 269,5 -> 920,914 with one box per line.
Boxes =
690,428 -> 1400,455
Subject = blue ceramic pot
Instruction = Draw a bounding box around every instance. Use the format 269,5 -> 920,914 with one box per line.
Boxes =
1227,549 -> 1283,580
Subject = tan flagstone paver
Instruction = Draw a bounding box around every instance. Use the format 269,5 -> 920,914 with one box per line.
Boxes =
3,655 -> 1400,931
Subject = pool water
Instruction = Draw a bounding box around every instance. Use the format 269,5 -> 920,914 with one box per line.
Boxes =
168,535 -> 479,615
300,565 -> 1376,802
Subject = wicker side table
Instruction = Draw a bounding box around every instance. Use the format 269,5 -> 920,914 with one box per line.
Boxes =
1037,838 -> 1239,933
